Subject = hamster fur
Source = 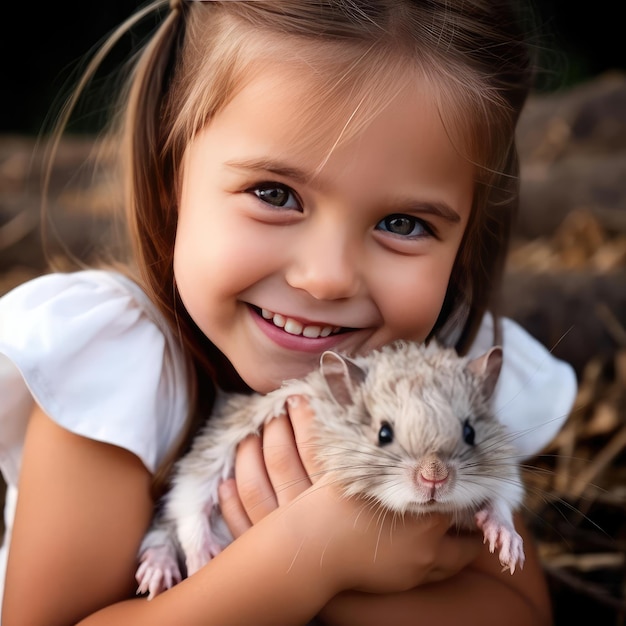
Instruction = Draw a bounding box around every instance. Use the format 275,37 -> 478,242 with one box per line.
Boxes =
136,339 -> 525,599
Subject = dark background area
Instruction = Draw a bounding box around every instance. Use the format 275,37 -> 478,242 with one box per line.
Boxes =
1,1 -> 625,135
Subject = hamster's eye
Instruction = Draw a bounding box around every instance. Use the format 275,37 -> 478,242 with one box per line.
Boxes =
378,421 -> 394,445
462,418 -> 476,446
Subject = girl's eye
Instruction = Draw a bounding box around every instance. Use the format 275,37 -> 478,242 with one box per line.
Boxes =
249,183 -> 301,210
376,214 -> 432,238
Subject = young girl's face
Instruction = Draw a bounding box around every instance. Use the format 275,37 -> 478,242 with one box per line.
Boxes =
173,64 -> 475,393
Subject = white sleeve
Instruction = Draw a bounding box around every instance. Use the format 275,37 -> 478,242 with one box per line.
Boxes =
0,270 -> 190,485
467,314 -> 578,459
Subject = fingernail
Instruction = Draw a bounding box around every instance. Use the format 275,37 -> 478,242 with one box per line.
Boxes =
287,395 -> 301,407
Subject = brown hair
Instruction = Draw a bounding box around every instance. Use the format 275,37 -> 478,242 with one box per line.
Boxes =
50,0 -> 535,496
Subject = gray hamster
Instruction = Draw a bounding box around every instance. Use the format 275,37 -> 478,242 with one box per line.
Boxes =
136,339 -> 525,599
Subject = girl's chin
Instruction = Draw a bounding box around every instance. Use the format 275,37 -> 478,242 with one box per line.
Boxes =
234,355 -> 321,394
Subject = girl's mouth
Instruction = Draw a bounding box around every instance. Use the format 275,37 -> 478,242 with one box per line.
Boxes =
251,305 -> 348,339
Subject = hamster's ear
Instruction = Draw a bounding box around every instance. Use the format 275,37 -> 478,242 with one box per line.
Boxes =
467,346 -> 503,400
319,351 -> 366,406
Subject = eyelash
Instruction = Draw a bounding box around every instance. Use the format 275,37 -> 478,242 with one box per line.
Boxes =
247,182 -> 302,211
375,214 -> 436,239
247,182 -> 436,239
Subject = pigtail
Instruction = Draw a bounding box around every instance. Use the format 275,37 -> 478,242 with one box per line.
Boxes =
426,0 -> 534,353
119,1 -> 252,498
120,1 -> 183,306
113,1 -> 212,499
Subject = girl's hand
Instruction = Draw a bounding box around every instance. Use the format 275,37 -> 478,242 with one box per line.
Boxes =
218,396 -> 483,594
218,395 -> 315,533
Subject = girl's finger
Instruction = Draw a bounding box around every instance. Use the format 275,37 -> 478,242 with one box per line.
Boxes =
285,395 -> 318,476
217,478 -> 252,539
261,411 -> 312,505
233,433 -> 278,523
424,532 -> 484,583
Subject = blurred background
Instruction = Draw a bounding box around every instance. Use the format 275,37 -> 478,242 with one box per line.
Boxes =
0,1 -> 625,623
0,0 -> 625,134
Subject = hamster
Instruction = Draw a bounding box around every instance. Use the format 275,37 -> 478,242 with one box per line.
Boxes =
135,339 -> 525,599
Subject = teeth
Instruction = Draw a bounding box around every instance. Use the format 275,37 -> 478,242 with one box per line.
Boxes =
260,308 -> 338,338
284,319 -> 303,335
302,325 -> 321,338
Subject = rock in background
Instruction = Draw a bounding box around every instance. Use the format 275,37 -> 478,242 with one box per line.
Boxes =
507,71 -> 626,378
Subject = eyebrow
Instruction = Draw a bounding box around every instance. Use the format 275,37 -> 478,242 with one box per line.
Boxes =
224,157 -> 462,223
394,199 -> 462,223
224,157 -> 313,184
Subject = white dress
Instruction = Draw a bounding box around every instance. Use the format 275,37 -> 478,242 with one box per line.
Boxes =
0,269 -> 578,612
0,270 -> 191,613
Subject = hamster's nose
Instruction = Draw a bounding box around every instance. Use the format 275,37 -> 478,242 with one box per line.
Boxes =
416,454 -> 450,485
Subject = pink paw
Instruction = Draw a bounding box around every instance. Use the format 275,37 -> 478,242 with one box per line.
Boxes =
135,545 -> 182,600
184,537 -> 223,577
475,509 -> 525,574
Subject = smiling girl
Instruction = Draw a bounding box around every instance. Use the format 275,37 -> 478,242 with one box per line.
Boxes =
0,1 -> 576,624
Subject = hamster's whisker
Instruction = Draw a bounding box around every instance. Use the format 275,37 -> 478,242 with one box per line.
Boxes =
351,498 -> 382,529
316,466 -> 407,484
519,475 -> 609,524
462,471 -> 524,490
495,415 -> 575,449
518,463 -> 561,479
300,441 -> 405,464
492,325 -> 573,414
462,457 -> 516,471
518,497 -> 610,547
522,452 -> 601,467
473,433 -> 521,456
373,506 -> 393,561
459,473 -> 524,499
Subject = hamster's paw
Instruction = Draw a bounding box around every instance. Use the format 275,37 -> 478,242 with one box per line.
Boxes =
475,509 -> 525,574
135,545 -> 182,600
497,528 -> 525,574
185,538 -> 223,577
178,515 -> 224,577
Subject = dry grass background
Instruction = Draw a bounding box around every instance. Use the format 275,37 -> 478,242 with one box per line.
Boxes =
1,72 -> 625,624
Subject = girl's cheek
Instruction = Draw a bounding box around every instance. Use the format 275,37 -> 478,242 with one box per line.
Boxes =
377,261 -> 452,339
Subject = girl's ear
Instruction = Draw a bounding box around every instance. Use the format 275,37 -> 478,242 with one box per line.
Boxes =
319,351 -> 367,406
466,346 -> 503,400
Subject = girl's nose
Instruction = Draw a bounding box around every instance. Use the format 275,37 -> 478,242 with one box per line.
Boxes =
285,225 -> 362,301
